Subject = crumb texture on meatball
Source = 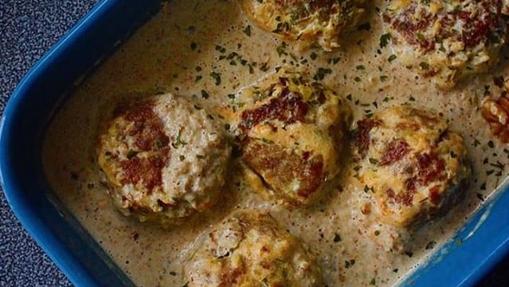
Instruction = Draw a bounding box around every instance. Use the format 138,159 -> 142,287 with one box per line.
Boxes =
184,211 -> 322,287
482,77 -> 509,143
354,106 -> 470,227
223,70 -> 351,206
384,0 -> 508,89
239,0 -> 367,51
98,93 -> 231,225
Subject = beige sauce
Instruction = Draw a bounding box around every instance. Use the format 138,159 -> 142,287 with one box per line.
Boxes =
42,1 -> 509,286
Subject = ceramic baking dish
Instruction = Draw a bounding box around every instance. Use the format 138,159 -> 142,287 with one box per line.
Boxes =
1,0 -> 509,286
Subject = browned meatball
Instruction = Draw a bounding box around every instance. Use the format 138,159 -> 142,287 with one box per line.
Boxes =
222,70 -> 351,206
384,0 -> 508,89
353,106 -> 470,228
239,0 -> 367,51
98,93 -> 231,225
184,210 -> 322,287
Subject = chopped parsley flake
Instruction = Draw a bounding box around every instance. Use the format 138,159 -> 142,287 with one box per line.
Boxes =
210,71 -> 221,85
313,67 -> 332,81
172,130 -> 187,148
379,33 -> 391,48
243,25 -> 252,36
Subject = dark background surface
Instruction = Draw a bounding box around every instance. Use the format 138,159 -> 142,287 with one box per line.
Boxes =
0,1 -> 508,286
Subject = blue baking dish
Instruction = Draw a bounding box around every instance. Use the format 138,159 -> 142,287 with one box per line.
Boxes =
1,0 -> 508,286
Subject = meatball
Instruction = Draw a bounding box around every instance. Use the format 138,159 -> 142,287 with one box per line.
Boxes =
239,0 -> 367,51
482,77 -> 509,143
97,93 -> 231,225
184,210 -> 322,287
383,0 -> 508,89
353,106 -> 470,228
224,70 -> 351,206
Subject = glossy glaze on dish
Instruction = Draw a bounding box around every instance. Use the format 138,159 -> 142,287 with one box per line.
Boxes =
42,1 -> 509,286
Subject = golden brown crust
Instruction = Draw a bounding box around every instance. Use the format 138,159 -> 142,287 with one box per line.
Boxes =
482,77 -> 509,143
239,0 -> 367,51
98,93 -> 231,225
384,0 -> 508,89
102,100 -> 170,192
242,138 -> 325,201
222,70 -> 351,206
354,106 -> 471,228
184,210 -> 322,287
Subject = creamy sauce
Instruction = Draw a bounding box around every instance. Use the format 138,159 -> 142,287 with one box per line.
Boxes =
42,1 -> 509,286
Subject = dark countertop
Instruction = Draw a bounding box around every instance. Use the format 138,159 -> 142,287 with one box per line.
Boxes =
0,1 -> 98,286
0,1 -> 508,286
